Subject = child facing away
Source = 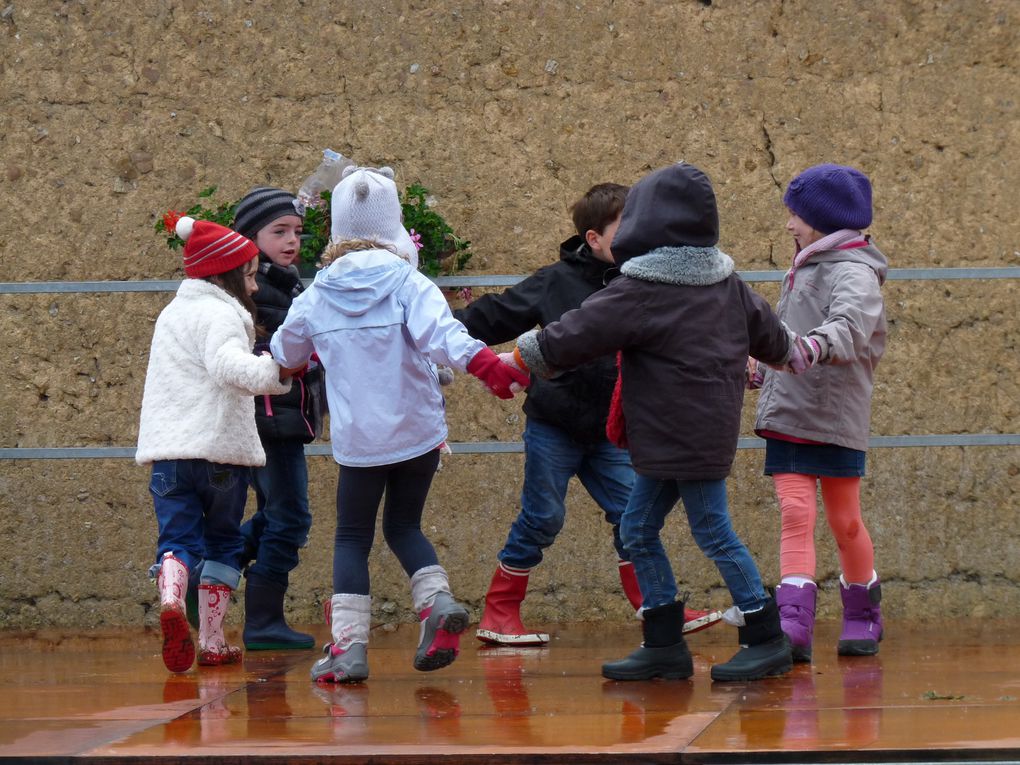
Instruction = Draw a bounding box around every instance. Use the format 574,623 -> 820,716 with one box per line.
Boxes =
506,162 -> 823,683
751,164 -> 887,661
137,217 -> 293,673
454,182 -> 720,646
230,187 -> 326,652
269,166 -> 530,684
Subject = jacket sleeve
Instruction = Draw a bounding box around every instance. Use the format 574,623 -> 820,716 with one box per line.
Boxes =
406,274 -> 486,371
203,311 -> 291,396
453,271 -> 547,345
518,280 -> 641,377
811,263 -> 884,364
743,282 -> 791,366
268,304 -> 316,371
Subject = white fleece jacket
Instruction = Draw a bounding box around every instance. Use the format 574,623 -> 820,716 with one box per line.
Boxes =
136,279 -> 291,467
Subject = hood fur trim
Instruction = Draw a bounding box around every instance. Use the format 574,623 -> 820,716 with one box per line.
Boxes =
621,246 -> 734,286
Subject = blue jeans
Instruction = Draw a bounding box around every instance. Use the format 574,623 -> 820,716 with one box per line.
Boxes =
621,474 -> 768,613
243,439 -> 312,587
149,459 -> 247,589
498,419 -> 635,570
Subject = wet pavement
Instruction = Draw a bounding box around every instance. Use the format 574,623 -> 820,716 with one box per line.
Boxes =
1,619 -> 1018,763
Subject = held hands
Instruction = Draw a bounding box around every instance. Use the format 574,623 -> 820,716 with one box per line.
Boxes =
785,332 -> 827,374
497,350 -> 528,394
745,357 -> 765,389
467,347 -> 530,399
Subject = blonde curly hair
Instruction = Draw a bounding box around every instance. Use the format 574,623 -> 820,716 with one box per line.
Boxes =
318,238 -> 406,268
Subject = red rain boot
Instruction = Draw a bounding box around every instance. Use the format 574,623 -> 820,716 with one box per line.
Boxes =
475,563 -> 549,646
157,552 -> 195,673
197,583 -> 242,666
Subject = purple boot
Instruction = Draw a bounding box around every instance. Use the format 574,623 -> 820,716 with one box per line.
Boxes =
775,582 -> 817,663
838,575 -> 883,656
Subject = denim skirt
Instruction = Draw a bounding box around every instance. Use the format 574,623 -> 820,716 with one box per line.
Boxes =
763,438 -> 866,478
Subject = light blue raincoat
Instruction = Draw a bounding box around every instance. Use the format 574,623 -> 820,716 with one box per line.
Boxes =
270,248 -> 483,467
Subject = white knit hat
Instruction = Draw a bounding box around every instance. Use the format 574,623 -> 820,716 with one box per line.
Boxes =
330,166 -> 418,266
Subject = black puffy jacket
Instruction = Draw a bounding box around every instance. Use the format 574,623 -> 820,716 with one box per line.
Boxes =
253,257 -> 323,443
454,237 -> 618,444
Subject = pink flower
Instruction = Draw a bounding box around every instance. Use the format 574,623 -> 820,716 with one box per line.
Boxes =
408,228 -> 424,251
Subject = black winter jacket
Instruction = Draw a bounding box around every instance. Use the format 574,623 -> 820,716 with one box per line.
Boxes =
253,257 -> 323,443
454,236 -> 619,444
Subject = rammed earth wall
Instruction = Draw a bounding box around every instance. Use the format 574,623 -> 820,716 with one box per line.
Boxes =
1,1 -> 1017,628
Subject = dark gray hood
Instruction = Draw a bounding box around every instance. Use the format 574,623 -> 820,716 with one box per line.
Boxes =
611,162 -> 720,266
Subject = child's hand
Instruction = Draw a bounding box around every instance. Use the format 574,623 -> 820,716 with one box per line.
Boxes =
467,347 -> 530,399
278,363 -> 308,380
745,357 -> 765,389
497,351 -> 528,373
785,333 -> 827,374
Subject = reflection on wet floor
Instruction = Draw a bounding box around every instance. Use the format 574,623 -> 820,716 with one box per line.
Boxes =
1,620 -> 1019,762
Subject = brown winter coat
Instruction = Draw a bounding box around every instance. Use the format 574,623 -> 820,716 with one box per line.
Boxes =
518,247 -> 790,480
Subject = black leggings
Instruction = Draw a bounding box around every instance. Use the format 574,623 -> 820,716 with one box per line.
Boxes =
332,449 -> 441,594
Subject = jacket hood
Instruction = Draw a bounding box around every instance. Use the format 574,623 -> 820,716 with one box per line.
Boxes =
611,162 -> 719,266
312,248 -> 413,316
802,241 -> 889,286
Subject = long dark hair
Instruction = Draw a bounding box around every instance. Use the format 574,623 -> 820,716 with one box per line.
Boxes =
206,261 -> 258,326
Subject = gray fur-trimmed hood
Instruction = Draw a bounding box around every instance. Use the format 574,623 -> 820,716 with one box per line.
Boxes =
620,245 -> 734,286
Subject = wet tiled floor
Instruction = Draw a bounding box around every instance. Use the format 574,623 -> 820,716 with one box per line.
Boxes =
1,620 -> 1018,763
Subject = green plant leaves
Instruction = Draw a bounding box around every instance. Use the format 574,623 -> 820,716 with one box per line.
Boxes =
155,184 -> 471,276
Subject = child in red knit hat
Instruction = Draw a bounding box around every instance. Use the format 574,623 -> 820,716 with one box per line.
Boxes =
137,215 -> 294,673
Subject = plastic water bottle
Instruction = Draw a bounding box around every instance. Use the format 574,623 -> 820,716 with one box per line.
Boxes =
297,149 -> 354,208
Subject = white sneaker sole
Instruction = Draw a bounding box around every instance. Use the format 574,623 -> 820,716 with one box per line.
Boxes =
475,628 -> 550,646
683,610 -> 724,634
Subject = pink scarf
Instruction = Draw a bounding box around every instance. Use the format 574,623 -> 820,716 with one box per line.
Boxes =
787,229 -> 867,287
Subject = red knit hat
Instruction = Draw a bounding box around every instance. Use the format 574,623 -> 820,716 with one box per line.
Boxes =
171,215 -> 259,277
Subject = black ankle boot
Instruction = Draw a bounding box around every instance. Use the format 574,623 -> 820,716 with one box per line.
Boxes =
243,572 -> 314,650
710,597 -> 792,682
602,600 -> 693,681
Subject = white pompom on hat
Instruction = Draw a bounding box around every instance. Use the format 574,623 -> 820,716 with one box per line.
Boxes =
329,166 -> 418,266
170,214 -> 259,278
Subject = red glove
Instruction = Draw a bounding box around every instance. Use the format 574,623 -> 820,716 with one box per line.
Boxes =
467,347 -> 530,399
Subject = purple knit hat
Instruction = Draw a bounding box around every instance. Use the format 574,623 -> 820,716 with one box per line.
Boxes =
783,164 -> 873,234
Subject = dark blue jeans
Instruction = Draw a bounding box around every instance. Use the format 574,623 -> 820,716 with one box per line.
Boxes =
622,475 -> 768,613
499,419 -> 635,569
331,449 -> 441,595
149,459 -> 247,589
243,439 -> 312,587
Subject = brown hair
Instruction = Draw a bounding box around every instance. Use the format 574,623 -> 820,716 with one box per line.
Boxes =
570,183 -> 629,237
206,260 -> 258,326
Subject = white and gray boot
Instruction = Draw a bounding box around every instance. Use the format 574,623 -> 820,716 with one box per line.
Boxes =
310,593 -> 371,683
410,565 -> 470,672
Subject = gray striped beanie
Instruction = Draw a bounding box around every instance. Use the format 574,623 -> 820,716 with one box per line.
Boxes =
232,186 -> 305,240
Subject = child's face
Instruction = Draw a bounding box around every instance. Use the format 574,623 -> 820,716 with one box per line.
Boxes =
255,215 -> 303,268
586,213 -> 622,264
243,256 -> 259,296
785,210 -> 825,251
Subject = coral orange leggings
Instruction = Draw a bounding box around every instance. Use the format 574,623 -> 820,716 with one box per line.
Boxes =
773,473 -> 874,583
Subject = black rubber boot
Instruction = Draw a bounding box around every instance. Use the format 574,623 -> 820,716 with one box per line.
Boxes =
602,600 -> 694,681
243,572 -> 314,650
710,597 -> 792,682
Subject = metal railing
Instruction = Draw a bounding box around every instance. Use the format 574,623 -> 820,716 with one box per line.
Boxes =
1,267 -> 1017,459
